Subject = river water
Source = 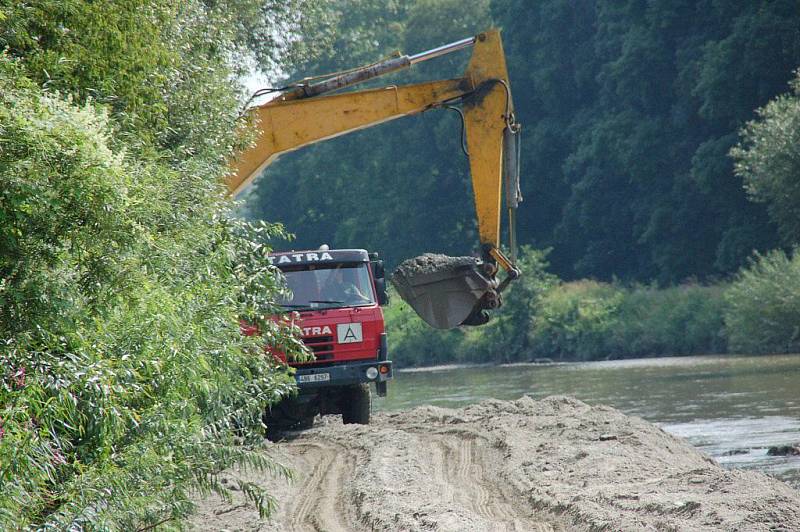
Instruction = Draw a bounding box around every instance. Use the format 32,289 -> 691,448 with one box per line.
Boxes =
374,354 -> 800,488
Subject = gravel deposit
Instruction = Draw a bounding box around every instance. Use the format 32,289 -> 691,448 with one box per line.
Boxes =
190,396 -> 800,531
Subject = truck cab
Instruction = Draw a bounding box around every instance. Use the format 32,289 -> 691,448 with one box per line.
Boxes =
266,248 -> 393,428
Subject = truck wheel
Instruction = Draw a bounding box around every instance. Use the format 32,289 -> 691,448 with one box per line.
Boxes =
342,384 -> 371,425
297,415 -> 315,430
264,399 -> 316,432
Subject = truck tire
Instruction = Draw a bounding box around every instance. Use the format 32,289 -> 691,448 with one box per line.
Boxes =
265,398 -> 315,431
342,384 -> 371,425
296,415 -> 315,430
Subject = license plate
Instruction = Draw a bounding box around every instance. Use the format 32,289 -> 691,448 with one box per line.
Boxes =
297,373 -> 330,383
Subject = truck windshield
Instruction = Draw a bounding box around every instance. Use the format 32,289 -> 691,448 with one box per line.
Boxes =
278,263 -> 376,310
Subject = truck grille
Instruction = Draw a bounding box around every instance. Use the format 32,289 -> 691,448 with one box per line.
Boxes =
302,335 -> 334,361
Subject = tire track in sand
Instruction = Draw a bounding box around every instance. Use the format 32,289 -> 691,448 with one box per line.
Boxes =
432,434 -> 559,532
277,428 -> 562,532
283,441 -> 359,532
192,398 -> 800,531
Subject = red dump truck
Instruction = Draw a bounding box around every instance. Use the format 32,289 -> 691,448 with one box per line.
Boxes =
263,248 -> 392,428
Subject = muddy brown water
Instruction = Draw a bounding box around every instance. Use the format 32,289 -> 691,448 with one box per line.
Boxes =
377,354 -> 800,488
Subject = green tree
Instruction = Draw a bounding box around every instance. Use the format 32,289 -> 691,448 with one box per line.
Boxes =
732,70 -> 800,245
0,0 -> 331,155
0,0 -> 327,528
516,0 -> 795,282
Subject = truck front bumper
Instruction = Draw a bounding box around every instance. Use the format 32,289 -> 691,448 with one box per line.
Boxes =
294,359 -> 393,391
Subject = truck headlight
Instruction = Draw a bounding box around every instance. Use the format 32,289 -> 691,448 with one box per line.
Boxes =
366,366 -> 379,380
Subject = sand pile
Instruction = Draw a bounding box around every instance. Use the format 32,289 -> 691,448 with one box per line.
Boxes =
192,396 -> 800,531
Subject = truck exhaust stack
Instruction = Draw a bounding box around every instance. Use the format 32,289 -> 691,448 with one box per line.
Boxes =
391,254 -> 500,329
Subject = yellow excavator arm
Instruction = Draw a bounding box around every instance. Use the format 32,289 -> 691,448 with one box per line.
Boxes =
229,29 -> 522,329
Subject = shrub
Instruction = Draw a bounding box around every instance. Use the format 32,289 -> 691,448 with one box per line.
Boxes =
386,250 -> 728,366
529,282 -> 727,361
611,284 -> 727,357
725,250 -> 800,354
0,57 -> 302,529
466,247 -> 558,362
0,0 -> 335,526
530,281 -> 624,361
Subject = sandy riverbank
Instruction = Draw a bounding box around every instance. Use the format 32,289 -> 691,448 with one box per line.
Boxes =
190,396 -> 800,531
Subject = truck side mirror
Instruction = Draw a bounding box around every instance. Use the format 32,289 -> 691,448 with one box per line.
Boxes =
370,258 -> 389,305
371,259 -> 385,279
375,277 -> 390,306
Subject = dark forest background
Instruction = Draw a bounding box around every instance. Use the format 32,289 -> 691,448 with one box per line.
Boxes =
246,0 -> 800,285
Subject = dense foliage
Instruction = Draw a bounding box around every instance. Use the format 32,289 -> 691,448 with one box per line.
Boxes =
530,282 -> 727,361
725,250 -> 800,354
496,0 -> 799,282
0,0 -> 325,528
385,265 -> 727,367
721,67 -> 800,356
247,0 -> 800,285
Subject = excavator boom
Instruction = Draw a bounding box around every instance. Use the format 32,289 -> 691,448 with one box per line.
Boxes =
228,29 -> 522,329
226,78 -> 470,195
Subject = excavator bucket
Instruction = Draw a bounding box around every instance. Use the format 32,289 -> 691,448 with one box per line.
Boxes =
390,254 -> 498,329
